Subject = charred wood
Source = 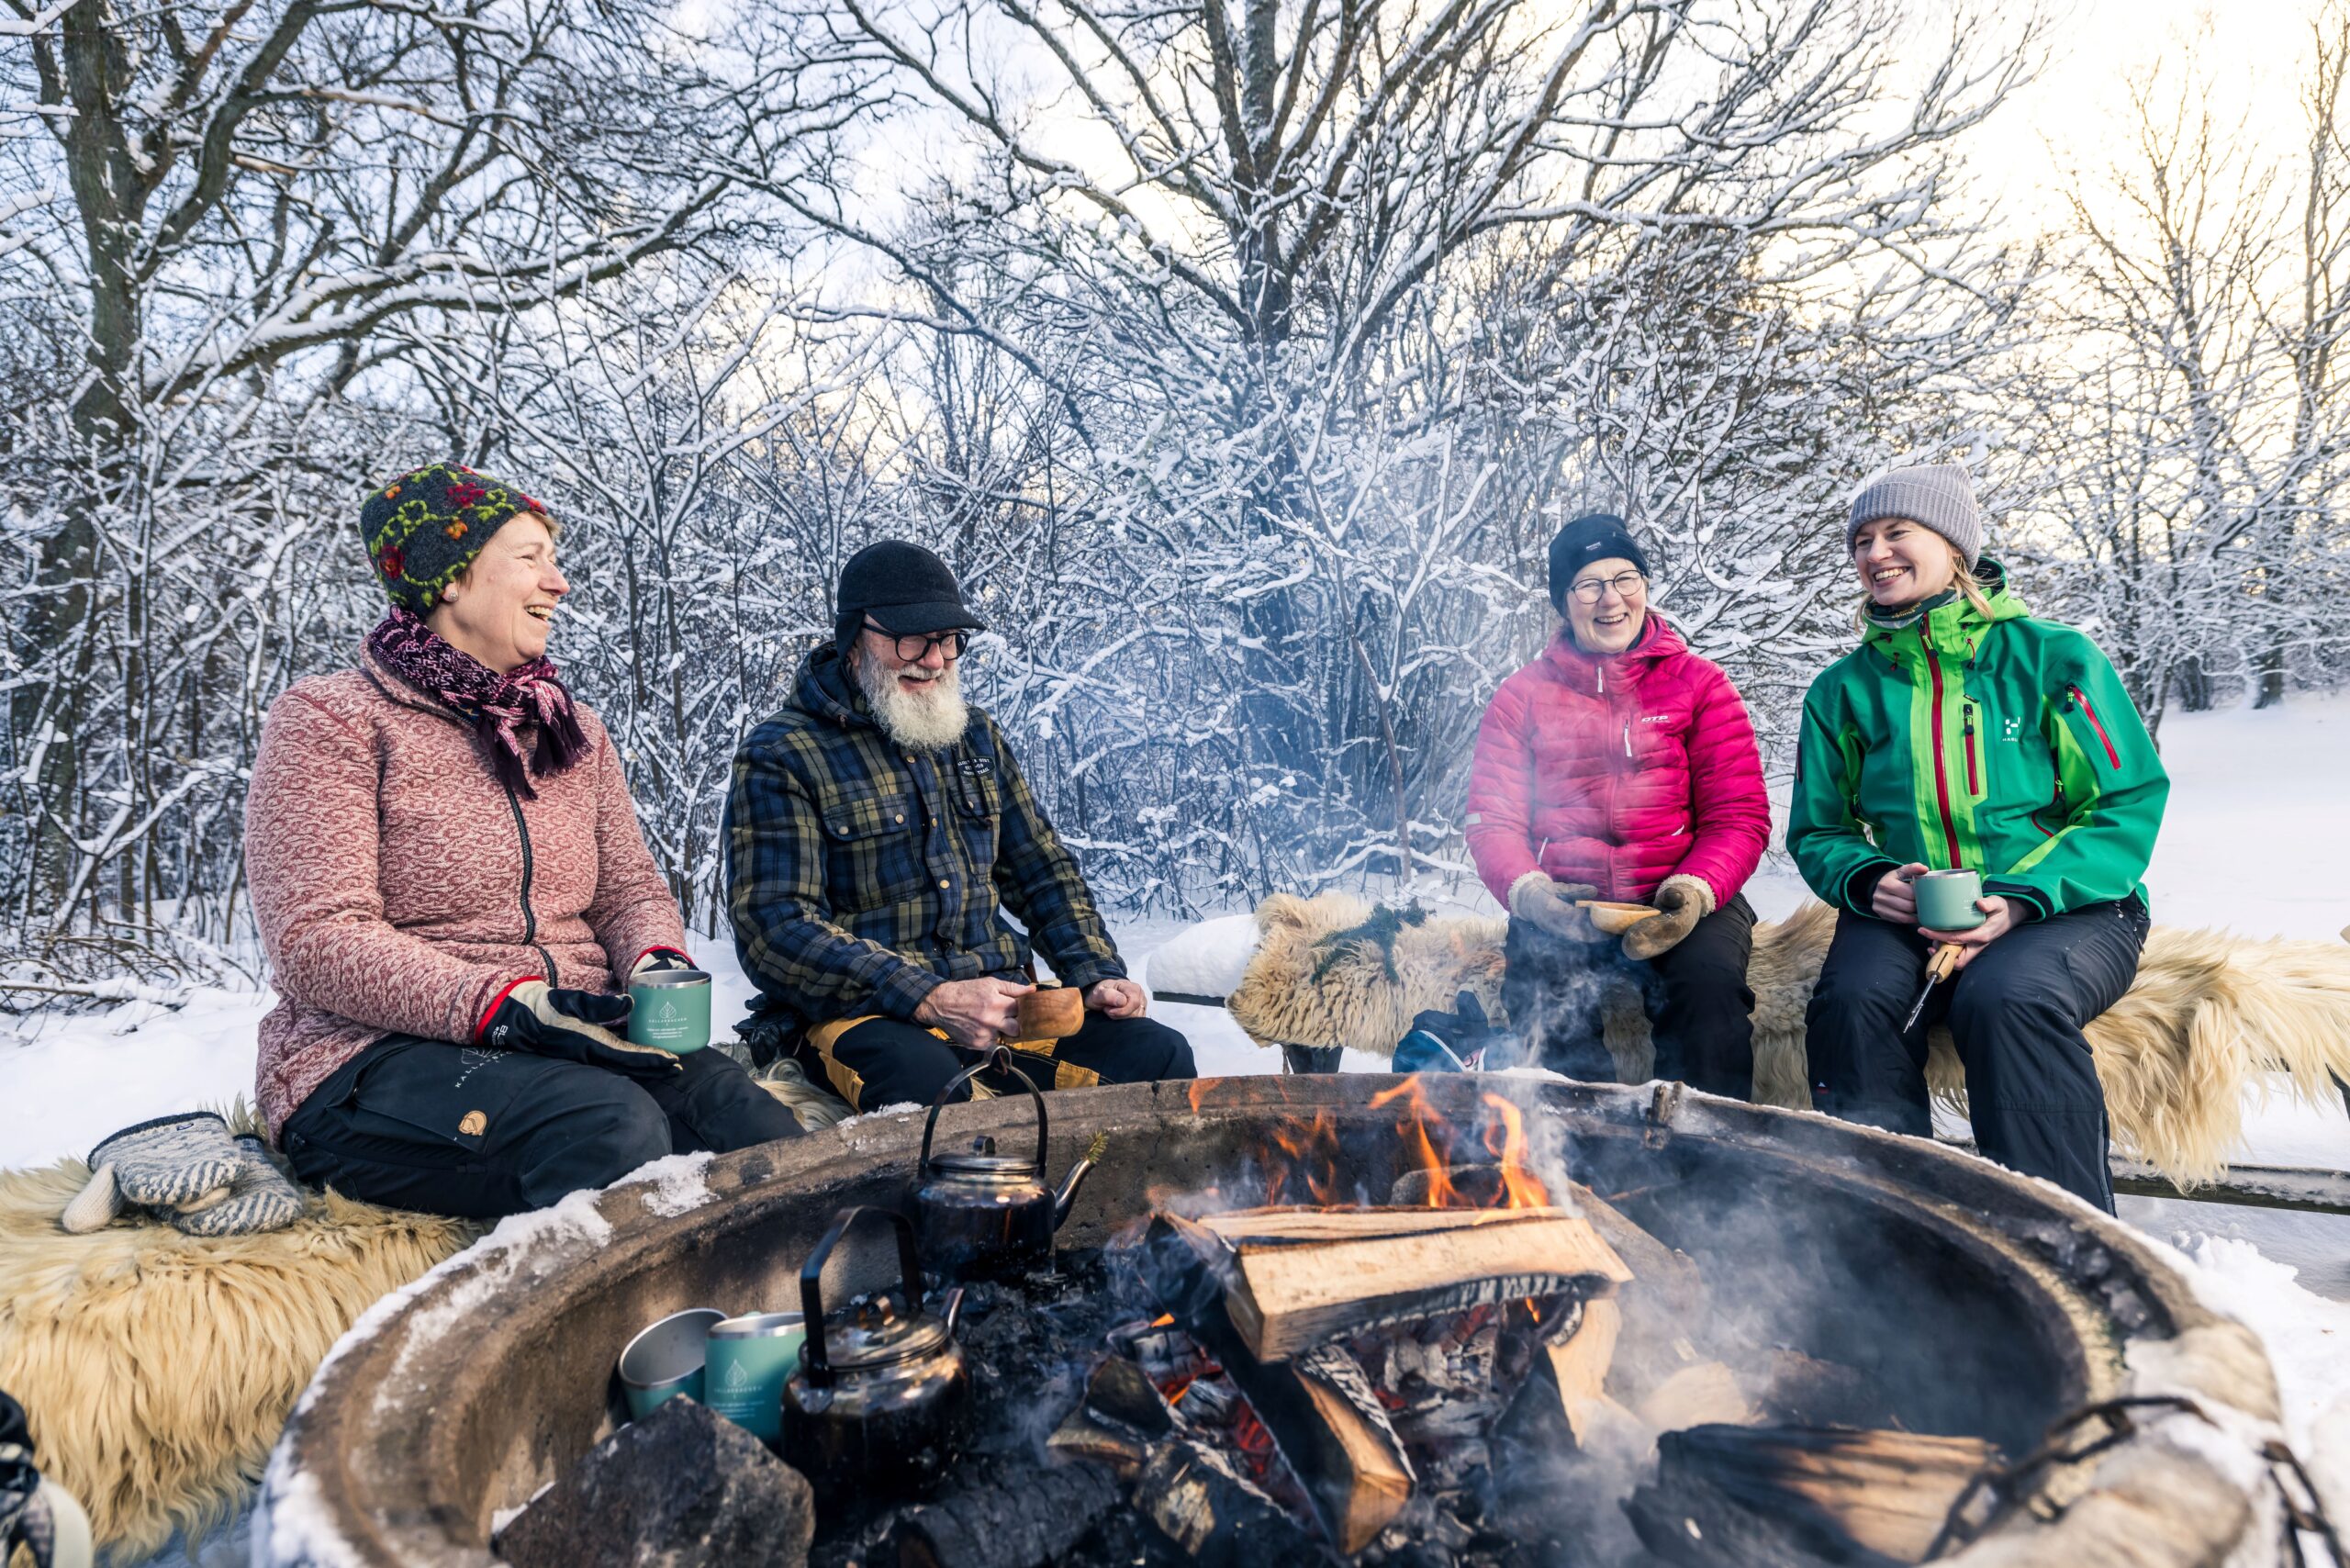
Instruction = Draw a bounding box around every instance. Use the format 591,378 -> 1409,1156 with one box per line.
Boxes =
1132,1438 -> 1319,1567
1626,1469 -> 1900,1568
885,1462 -> 1123,1568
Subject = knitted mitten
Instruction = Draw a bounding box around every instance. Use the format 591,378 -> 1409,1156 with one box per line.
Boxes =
170,1137 -> 307,1238
59,1112 -> 241,1234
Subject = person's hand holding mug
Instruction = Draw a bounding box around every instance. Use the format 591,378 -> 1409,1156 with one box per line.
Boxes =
916,977 -> 1033,1049
1085,977 -> 1148,1019
1870,863 -> 1930,924
1922,896 -> 2017,970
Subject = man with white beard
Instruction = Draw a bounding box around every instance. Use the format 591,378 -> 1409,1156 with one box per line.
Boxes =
724,542 -> 1195,1110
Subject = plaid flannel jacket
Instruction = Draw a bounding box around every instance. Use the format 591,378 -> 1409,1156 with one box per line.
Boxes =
724,647 -> 1125,1034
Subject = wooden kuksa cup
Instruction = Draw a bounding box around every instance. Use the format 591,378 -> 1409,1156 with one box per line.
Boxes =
1015,984 -> 1086,1041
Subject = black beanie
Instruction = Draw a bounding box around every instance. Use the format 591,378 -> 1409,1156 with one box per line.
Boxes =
834,541 -> 987,657
1547,512 -> 1650,610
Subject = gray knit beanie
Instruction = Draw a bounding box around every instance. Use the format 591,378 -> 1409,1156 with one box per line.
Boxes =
1846,464 -> 1984,568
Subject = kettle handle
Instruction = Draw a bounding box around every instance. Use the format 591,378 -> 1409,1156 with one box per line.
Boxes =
917,1045 -> 1049,1176
797,1204 -> 927,1390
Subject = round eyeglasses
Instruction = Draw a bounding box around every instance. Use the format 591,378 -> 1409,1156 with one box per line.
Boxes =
865,621 -> 970,663
1568,571 -> 1647,604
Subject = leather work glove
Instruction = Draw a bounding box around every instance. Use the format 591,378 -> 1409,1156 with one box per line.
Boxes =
1621,874 -> 1716,962
1508,872 -> 1600,942
60,1112 -> 243,1235
171,1136 -> 307,1238
631,947 -> 696,980
483,980 -> 681,1080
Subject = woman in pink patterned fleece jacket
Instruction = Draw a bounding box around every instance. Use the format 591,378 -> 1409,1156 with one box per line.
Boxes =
247,464 -> 798,1218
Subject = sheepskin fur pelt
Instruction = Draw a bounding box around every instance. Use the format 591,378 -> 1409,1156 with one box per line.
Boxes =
1225,892 -> 2350,1187
0,1139 -> 474,1561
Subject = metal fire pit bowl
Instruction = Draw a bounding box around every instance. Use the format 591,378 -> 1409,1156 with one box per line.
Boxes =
256,1076 -> 2288,1566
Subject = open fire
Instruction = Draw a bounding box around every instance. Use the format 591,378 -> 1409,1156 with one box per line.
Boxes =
262,1074 -> 2295,1568
844,1081 -> 2028,1568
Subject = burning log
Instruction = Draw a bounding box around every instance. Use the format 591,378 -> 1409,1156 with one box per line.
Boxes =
885,1462 -> 1124,1568
1160,1205 -> 1631,1361
1655,1424 -> 1998,1564
1132,1437 -> 1317,1567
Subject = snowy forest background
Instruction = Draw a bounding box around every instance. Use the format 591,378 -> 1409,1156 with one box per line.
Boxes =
7,0 -> 2350,993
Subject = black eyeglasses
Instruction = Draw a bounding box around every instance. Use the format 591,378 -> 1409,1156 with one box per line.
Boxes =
865,621 -> 970,663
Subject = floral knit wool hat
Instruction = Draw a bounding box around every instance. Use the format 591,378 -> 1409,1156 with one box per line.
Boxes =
358,463 -> 547,614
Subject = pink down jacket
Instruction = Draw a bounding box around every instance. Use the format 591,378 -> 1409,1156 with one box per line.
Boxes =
243,644 -> 688,1139
1464,614 -> 1771,911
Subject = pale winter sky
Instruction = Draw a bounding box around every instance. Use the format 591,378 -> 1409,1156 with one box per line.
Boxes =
1973,0 -> 2329,238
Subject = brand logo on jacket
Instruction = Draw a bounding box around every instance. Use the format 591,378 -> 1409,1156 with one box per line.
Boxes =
2002,715 -> 2023,742
955,756 -> 992,777
1639,713 -> 1672,724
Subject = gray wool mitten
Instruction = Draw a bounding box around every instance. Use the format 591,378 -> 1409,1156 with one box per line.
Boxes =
59,1113 -> 241,1234
170,1137 -> 306,1238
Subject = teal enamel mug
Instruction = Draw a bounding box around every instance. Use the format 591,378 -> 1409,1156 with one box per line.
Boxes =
703,1311 -> 805,1445
1914,868 -> 1986,931
617,1306 -> 727,1419
628,968 -> 712,1054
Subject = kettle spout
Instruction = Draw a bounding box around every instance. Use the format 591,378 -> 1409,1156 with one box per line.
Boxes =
1051,1135 -> 1105,1229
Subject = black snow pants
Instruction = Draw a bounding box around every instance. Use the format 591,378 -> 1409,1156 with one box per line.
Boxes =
1803,897 -> 2149,1214
280,1034 -> 803,1220
1499,894 -> 1758,1100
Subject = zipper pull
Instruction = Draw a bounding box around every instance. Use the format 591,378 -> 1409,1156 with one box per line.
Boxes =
1623,719 -> 1633,757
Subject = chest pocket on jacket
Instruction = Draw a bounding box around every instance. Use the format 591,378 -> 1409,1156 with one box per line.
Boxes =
821,790 -> 921,903
950,767 -> 1000,869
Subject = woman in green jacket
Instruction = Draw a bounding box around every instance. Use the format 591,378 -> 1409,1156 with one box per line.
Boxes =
1788,465 -> 2168,1212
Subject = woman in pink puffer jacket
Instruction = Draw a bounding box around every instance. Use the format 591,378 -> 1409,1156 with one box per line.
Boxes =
1464,514 -> 1771,1095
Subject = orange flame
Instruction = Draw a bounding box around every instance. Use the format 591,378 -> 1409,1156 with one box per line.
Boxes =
1371,1075 -> 1462,1207
1480,1092 -> 1550,1208
1263,1107 -> 1348,1206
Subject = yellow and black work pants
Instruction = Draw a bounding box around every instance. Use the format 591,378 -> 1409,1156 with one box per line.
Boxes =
798,1012 -> 1194,1112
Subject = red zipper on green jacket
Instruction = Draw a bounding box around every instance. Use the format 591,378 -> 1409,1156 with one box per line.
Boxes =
2068,684 -> 2121,767
1925,648 -> 1963,866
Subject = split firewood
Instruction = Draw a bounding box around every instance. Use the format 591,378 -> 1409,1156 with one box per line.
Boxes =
1291,1343 -> 1415,1552
887,1462 -> 1124,1568
1543,1296 -> 1622,1444
1046,1405 -> 1146,1476
1159,1205 -> 1631,1361
1659,1424 -> 1998,1564
1626,1468 -> 1888,1568
1563,1182 -> 1706,1316
1132,1438 -> 1316,1567
1082,1355 -> 1175,1438
1152,1261 -> 1416,1555
1635,1361 -> 1758,1432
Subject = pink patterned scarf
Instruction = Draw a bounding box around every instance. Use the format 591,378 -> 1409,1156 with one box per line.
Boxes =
364,609 -> 588,797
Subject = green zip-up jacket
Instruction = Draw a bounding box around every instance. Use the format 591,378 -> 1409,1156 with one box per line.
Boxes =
1788,565 -> 2167,922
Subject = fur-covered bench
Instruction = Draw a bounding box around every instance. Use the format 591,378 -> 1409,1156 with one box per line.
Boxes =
1211,893 -> 2350,1188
